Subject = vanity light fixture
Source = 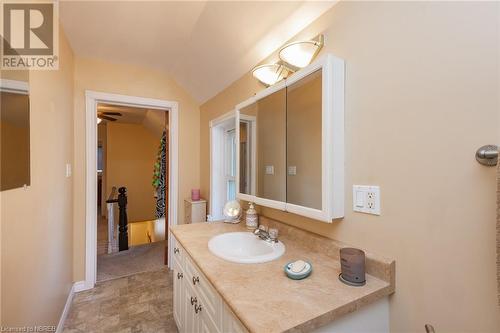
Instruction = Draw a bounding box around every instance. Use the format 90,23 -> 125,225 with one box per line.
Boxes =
279,34 -> 324,69
251,63 -> 291,87
97,117 -> 102,124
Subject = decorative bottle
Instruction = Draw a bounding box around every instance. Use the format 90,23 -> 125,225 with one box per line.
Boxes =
245,202 -> 258,230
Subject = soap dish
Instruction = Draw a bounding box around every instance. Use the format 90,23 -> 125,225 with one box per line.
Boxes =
284,261 -> 312,280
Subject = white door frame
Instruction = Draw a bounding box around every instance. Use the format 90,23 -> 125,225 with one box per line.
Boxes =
209,111 -> 235,220
83,90 -> 179,290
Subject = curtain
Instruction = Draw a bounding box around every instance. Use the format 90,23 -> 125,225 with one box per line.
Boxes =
153,130 -> 167,219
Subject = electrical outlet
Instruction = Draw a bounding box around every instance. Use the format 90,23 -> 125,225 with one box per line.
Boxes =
353,185 -> 380,215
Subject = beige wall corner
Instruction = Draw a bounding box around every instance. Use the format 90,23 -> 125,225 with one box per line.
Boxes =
1,27 -> 75,326
72,57 -> 200,281
200,2 -> 500,332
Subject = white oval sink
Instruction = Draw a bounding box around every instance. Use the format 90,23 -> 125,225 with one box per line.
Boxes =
208,232 -> 285,264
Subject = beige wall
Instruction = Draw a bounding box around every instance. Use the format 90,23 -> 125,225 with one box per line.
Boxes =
200,2 -> 500,332
73,57 -> 200,281
106,122 -> 160,222
0,28 -> 74,326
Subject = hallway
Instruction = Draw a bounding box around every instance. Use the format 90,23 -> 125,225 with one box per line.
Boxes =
97,241 -> 166,282
63,269 -> 177,333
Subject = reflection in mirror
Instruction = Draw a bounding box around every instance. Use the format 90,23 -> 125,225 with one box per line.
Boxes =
239,103 -> 257,196
256,88 -> 286,202
239,121 -> 249,194
0,74 -> 30,191
286,69 -> 322,209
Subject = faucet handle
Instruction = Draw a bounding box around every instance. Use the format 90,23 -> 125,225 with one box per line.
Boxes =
259,225 -> 268,232
268,228 -> 279,241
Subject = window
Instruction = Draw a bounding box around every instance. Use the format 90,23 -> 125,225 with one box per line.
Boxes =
210,115 -> 237,220
224,129 -> 236,201
97,145 -> 103,173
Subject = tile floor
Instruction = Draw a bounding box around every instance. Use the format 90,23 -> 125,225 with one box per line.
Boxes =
63,268 -> 178,333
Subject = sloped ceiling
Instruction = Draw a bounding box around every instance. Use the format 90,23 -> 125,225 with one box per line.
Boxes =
60,1 -> 336,103
98,104 -> 166,138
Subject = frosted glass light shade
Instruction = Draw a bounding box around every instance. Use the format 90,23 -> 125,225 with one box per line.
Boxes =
97,117 -> 102,124
279,40 -> 322,68
223,200 -> 242,223
252,63 -> 286,86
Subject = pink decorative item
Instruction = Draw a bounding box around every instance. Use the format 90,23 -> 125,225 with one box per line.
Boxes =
191,189 -> 200,201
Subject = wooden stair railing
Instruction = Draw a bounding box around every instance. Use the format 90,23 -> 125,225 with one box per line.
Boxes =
106,186 -> 129,251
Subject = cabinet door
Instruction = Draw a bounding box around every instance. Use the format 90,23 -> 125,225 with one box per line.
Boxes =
185,256 -> 221,326
199,305 -> 220,333
191,202 -> 206,223
222,303 -> 248,333
173,267 -> 185,332
184,281 -> 200,333
255,88 -> 287,202
286,69 -> 323,210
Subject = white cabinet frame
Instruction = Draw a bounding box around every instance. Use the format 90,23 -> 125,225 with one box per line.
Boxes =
235,54 -> 345,222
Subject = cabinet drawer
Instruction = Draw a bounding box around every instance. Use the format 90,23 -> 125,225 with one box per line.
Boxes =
172,237 -> 185,270
185,256 -> 221,327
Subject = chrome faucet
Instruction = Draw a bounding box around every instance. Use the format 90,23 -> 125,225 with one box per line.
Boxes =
254,226 -> 278,243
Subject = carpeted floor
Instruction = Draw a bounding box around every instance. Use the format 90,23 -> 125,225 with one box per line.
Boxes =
63,268 -> 177,333
97,241 -> 166,282
97,213 -> 109,255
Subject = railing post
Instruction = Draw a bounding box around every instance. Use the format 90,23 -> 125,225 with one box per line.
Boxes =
118,186 -> 129,251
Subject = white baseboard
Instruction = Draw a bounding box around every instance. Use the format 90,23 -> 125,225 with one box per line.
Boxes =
73,280 -> 88,293
56,280 -> 93,333
55,283 -> 75,333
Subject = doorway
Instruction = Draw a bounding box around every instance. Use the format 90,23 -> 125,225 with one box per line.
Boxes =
82,91 -> 178,290
96,103 -> 168,281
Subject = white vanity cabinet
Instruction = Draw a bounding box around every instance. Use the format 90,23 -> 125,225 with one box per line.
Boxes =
172,237 -> 248,333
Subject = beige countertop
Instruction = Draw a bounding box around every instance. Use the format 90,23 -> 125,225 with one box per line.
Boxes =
170,219 -> 395,333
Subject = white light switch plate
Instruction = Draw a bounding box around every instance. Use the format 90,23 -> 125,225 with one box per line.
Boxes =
288,166 -> 297,176
66,163 -> 72,178
265,165 -> 274,175
352,185 -> 380,215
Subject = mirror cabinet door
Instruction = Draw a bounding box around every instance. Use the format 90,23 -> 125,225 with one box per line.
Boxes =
286,69 -> 322,210
256,88 -> 286,202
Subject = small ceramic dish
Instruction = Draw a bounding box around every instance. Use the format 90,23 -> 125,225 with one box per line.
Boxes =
284,261 -> 313,280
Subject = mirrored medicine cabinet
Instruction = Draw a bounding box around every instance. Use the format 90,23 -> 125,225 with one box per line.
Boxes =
236,54 -> 344,222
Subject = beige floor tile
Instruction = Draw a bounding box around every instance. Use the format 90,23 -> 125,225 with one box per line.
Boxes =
63,268 -> 177,333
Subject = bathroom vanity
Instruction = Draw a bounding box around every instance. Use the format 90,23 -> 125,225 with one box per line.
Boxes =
170,219 -> 395,333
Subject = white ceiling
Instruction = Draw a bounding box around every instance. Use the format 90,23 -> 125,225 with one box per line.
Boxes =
60,1 -> 336,103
